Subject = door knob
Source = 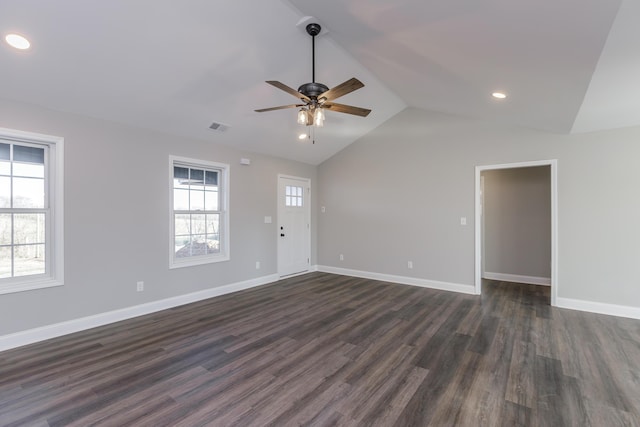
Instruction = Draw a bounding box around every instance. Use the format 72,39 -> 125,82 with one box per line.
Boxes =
280,233 -> 285,237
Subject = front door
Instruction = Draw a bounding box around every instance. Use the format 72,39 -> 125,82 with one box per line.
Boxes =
277,175 -> 310,277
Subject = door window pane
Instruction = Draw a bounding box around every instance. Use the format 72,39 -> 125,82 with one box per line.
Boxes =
285,185 -> 303,207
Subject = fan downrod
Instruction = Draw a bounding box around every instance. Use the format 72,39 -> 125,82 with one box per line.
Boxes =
300,23 -> 325,97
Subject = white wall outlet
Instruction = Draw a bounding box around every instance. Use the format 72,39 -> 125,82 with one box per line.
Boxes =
321,206 -> 326,213
256,261 -> 260,269
136,281 -> 144,292
264,216 -> 272,224
460,217 -> 467,225
408,261 -> 413,269
339,254 -> 344,261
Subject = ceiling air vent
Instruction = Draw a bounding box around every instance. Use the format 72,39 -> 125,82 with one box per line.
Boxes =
208,121 -> 229,132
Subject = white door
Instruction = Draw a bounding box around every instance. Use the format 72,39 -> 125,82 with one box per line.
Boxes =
277,175 -> 310,277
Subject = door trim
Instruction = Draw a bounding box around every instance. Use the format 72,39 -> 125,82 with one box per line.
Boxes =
277,174 -> 311,277
475,160 -> 558,306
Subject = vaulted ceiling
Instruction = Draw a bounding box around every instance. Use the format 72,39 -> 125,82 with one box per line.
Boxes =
0,0 -> 636,164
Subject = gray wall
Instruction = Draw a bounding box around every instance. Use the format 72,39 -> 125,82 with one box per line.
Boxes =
317,107 -> 640,308
3,100 -> 640,337
482,166 -> 551,279
0,99 -> 316,335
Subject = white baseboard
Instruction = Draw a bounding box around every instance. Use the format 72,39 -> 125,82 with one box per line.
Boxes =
556,297 -> 640,320
317,265 -> 475,295
0,273 -> 280,352
6,269 -> 636,353
483,272 -> 551,286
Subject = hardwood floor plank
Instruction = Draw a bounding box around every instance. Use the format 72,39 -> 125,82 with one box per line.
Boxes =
269,381 -> 352,427
505,341 -> 536,408
414,299 -> 474,369
392,333 -> 472,426
0,274 -> 639,426
467,315 -> 499,355
428,350 -> 483,426
367,366 -> 430,427
500,401 -> 532,427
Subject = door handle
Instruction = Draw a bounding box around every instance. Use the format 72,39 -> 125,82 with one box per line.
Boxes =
280,233 -> 285,237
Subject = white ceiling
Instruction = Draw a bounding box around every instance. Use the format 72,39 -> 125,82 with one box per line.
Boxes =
0,0 -> 636,165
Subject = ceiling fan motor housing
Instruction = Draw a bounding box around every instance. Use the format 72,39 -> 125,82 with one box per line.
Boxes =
298,82 -> 329,99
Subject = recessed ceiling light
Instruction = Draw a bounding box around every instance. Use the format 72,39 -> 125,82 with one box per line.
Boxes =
5,33 -> 30,50
492,92 -> 507,99
298,133 -> 307,140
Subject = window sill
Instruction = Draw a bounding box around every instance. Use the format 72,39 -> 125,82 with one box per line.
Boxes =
169,254 -> 230,270
0,277 -> 63,295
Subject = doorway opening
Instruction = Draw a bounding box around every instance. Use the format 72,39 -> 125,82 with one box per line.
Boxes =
475,160 -> 558,305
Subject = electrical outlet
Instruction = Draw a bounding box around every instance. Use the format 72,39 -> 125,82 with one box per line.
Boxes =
136,281 -> 144,292
256,261 -> 260,269
408,261 -> 413,269
460,217 -> 467,225
339,254 -> 344,261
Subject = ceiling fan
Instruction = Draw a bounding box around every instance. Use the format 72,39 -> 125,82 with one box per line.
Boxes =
255,23 -> 371,127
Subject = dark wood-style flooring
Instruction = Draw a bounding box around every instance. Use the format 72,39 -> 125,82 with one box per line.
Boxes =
1,272 -> 639,426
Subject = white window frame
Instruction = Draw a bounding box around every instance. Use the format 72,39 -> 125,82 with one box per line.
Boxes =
0,127 -> 64,295
169,155 -> 230,269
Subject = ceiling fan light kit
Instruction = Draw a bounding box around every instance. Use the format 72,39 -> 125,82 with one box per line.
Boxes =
255,23 -> 371,130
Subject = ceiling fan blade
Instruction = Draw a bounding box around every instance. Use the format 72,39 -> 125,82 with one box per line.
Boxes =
266,81 -> 310,102
319,78 -> 364,102
323,102 -> 371,117
255,104 -> 304,113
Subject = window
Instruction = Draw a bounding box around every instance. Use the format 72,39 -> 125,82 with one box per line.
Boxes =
169,156 -> 229,268
285,185 -> 304,207
0,128 -> 64,294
